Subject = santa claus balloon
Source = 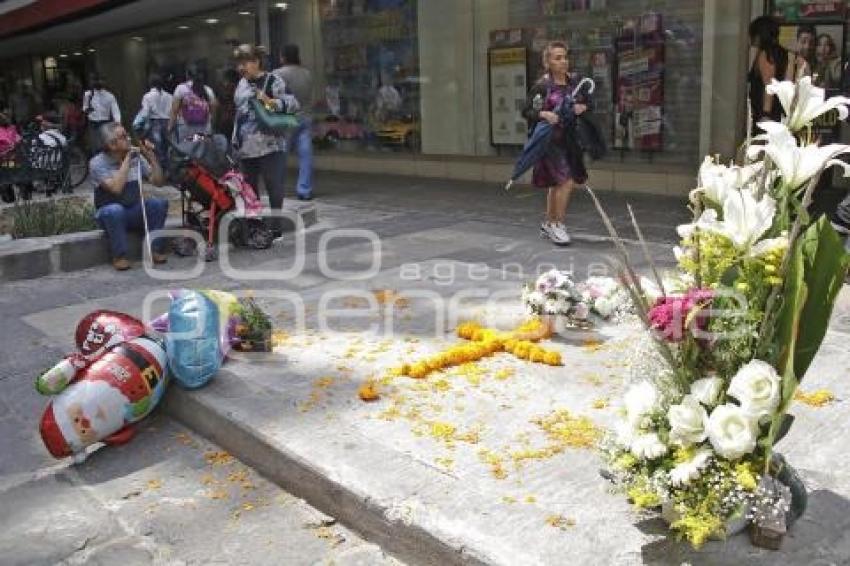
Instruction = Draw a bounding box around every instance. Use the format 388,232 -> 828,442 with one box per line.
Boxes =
36,311 -> 169,461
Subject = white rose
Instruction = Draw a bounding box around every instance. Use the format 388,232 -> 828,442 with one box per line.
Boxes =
525,290 -> 545,308
630,432 -> 668,460
594,297 -> 614,318
669,448 -> 713,487
727,360 -> 781,418
707,404 -> 759,460
624,381 -> 660,427
667,395 -> 709,446
690,376 -> 724,408
586,276 -> 619,298
614,420 -> 636,449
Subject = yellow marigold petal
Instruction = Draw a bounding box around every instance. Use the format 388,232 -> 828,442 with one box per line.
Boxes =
358,380 -> 381,402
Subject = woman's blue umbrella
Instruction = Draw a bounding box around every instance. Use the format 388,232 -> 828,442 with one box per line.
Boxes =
504,77 -> 595,191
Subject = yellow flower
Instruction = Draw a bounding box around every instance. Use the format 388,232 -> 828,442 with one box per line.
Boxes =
409,363 -> 429,379
543,352 -> 562,366
734,462 -> 758,491
357,380 -> 381,402
795,388 -> 836,407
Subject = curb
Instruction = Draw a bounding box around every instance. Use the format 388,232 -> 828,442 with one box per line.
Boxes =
0,205 -> 318,282
162,384 -> 487,566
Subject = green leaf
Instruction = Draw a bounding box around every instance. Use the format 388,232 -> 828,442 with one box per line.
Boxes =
773,413 -> 795,444
720,264 -> 741,288
793,217 -> 850,380
772,233 -> 806,383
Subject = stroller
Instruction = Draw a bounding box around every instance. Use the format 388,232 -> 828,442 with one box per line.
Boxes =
167,134 -> 273,261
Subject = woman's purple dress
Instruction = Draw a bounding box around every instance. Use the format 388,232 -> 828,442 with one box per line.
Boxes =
530,81 -> 588,188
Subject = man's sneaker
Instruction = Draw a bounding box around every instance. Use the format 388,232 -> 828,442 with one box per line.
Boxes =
112,257 -> 131,271
540,222 -> 571,246
152,252 -> 168,264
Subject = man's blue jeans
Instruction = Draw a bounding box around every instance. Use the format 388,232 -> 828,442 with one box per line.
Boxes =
95,199 -> 168,258
290,116 -> 313,198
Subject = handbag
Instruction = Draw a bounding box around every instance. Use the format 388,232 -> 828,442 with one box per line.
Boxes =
248,74 -> 298,136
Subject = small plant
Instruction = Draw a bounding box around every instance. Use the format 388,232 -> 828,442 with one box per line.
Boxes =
10,199 -> 97,239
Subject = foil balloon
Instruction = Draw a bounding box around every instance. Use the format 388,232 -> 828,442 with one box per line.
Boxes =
39,335 -> 169,460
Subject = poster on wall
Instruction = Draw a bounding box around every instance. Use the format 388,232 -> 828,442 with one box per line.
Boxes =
778,22 -> 845,89
613,14 -> 665,151
489,46 -> 529,146
769,0 -> 848,141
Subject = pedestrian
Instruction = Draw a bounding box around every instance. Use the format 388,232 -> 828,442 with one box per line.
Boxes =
170,65 -> 216,142
747,16 -> 798,134
216,69 -> 240,137
232,44 -> 299,237
138,75 -> 173,169
9,79 -> 38,128
274,44 -> 315,201
89,122 -> 168,270
521,41 -> 589,246
83,75 -> 121,155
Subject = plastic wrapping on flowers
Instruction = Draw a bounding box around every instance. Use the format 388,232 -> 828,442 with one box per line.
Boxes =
598,77 -> 850,548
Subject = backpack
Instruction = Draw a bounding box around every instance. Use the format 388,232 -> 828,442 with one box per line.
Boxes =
181,86 -> 210,126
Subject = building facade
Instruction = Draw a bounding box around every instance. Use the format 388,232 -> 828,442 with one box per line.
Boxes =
1,0 -> 846,195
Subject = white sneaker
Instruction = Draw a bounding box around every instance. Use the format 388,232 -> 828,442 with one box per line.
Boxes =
540,222 -> 571,246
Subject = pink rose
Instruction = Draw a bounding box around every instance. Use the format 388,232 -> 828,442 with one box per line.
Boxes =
648,289 -> 714,342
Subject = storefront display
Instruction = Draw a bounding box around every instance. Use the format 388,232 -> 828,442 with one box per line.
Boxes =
316,0 -> 420,151
499,0 -> 701,164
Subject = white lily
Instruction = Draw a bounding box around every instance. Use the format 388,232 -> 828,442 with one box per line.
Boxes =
748,234 -> 789,258
692,156 -> 762,206
720,189 -> 776,250
766,76 -> 850,132
677,190 -> 775,250
748,121 -> 850,191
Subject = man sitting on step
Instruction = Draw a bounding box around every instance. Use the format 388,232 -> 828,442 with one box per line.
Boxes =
90,122 -> 168,271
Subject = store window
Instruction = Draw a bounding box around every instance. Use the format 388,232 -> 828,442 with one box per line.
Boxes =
312,0 -> 421,153
494,0 -> 704,165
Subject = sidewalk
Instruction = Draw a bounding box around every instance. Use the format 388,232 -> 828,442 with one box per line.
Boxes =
4,171 -> 849,565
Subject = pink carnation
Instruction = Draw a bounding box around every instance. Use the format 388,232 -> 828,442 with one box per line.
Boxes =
648,289 -> 714,342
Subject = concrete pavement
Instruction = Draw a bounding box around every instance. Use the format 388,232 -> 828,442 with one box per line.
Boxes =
3,171 -> 850,565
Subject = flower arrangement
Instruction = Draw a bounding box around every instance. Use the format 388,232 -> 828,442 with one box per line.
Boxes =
596,77 -> 850,549
230,297 -> 273,352
522,271 -> 633,323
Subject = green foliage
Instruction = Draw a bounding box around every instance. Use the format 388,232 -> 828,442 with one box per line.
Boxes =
10,199 -> 97,239
793,217 -> 850,379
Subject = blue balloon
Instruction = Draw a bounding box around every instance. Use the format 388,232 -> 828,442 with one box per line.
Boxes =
165,291 -> 222,389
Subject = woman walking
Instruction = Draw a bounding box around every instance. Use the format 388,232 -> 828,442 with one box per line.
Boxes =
139,75 -> 173,169
232,44 -> 299,237
170,65 -> 217,142
522,41 -> 589,246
